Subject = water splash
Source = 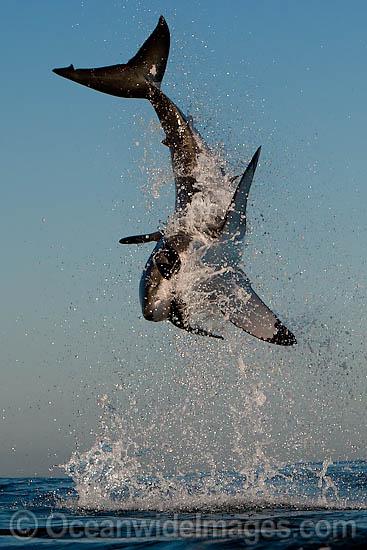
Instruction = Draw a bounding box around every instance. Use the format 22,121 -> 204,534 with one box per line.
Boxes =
61,346 -> 358,511
62,388 -> 364,512
165,147 -> 234,239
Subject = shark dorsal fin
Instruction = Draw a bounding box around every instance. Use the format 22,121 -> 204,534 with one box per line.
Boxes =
220,146 -> 261,241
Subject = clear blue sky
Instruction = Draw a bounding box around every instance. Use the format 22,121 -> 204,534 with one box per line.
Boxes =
1,0 -> 366,477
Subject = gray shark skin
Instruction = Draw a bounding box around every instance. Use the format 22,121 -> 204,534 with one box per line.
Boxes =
53,16 -> 296,346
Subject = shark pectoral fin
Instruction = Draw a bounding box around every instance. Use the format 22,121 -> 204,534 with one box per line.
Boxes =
169,299 -> 223,340
219,271 -> 296,346
119,231 -> 163,244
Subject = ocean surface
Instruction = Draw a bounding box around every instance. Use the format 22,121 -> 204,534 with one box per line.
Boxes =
1,461 -> 367,549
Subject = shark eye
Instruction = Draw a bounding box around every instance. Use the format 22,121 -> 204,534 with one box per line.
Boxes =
154,245 -> 181,279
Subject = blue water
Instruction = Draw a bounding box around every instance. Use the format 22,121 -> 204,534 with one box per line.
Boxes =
1,461 -> 367,548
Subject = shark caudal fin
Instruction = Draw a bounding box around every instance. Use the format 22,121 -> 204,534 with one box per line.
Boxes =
52,16 -> 170,99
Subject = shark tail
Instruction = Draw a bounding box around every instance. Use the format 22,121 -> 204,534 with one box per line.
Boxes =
52,16 -> 170,99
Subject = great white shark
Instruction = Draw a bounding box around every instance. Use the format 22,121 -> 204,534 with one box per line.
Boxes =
53,16 -> 296,346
